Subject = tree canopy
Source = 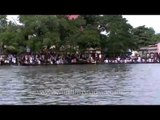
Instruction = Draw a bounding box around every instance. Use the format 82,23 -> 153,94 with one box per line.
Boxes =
0,15 -> 159,57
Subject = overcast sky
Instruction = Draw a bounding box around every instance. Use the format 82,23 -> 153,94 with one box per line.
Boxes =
7,15 -> 160,34
123,15 -> 160,34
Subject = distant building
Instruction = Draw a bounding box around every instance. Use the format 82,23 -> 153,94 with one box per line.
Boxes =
139,43 -> 160,55
157,43 -> 160,54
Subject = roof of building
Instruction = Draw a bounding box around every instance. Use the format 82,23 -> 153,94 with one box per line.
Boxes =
66,15 -> 80,20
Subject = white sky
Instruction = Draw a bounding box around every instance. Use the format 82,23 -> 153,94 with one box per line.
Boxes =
6,15 -> 160,34
7,15 -> 22,25
123,15 -> 160,34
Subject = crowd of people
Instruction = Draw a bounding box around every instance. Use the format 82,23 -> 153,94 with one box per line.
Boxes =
0,51 -> 104,65
104,52 -> 160,64
0,51 -> 160,66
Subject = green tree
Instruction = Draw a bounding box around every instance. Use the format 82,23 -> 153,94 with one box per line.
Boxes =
151,33 -> 160,44
0,15 -> 7,32
77,25 -> 100,50
97,15 -> 135,57
0,15 -> 157,56
19,15 -> 60,51
132,26 -> 155,48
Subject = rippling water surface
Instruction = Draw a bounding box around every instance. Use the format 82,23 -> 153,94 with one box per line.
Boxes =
0,64 -> 160,105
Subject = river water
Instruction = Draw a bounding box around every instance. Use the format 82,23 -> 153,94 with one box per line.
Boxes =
0,64 -> 159,105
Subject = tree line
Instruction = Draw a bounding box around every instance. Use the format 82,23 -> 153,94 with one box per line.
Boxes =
0,15 -> 159,57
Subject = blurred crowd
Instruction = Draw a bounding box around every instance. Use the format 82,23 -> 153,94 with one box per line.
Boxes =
0,52 -> 160,65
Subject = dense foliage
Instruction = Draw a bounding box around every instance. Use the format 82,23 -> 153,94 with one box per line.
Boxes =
0,15 -> 159,57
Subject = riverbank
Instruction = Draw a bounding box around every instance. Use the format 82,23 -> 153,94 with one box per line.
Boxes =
1,62 -> 160,66
1,51 -> 160,66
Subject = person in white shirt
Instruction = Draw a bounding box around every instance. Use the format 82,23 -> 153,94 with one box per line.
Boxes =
4,59 -> 9,64
37,59 -> 41,64
56,60 -> 60,64
29,56 -> 33,64
124,59 -> 127,63
12,57 -> 16,64
104,59 -> 108,63
117,56 -> 120,62
133,59 -> 135,63
137,56 -> 141,63
142,59 -> 145,63
99,54 -> 102,59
